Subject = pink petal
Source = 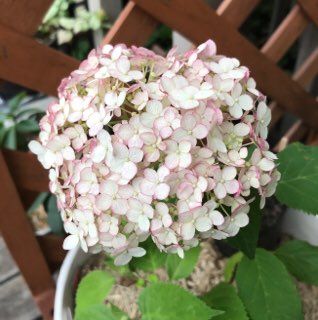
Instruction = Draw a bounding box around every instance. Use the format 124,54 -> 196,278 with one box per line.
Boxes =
127,209 -> 139,222
117,124 -> 134,141
193,124 -> 208,139
28,140 -> 43,155
100,180 -> 117,195
146,149 -> 160,162
179,140 -> 191,153
96,194 -> 112,211
162,214 -> 173,227
258,158 -> 275,171
117,57 -> 130,74
155,183 -> 170,200
114,253 -> 132,266
225,180 -> 239,194
181,114 -> 196,130
177,182 -> 193,200
235,213 -> 249,227
165,153 -> 179,169
112,199 -> 128,215
195,216 -> 212,232
222,167 -> 237,181
62,147 -> 75,161
179,154 -> 192,168
138,215 -> 150,231
234,123 -> 250,137
239,94 -> 253,110
229,105 -> 243,119
215,183 -> 226,199
140,179 -> 156,196
122,162 -> 137,180
91,145 -> 106,163
76,181 -> 90,195
141,132 -> 156,144
129,148 -> 143,163
181,223 -> 195,240
129,247 -> 146,257
209,210 -> 224,226
160,127 -> 173,139
63,235 -> 79,250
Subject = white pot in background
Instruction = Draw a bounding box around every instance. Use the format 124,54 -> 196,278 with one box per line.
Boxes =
282,209 -> 318,246
54,246 -> 91,320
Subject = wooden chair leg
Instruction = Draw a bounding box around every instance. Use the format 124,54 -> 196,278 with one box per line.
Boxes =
0,152 -> 55,319
35,288 -> 55,320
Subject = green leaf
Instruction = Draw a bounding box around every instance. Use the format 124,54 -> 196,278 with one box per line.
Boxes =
75,304 -> 121,320
3,126 -> 17,149
166,246 -> 200,280
27,192 -> 49,214
227,198 -> 261,259
138,283 -> 222,320
109,304 -> 130,320
247,144 -> 257,160
75,270 -> 115,317
0,124 -> 7,146
277,143 -> 318,214
236,249 -> 303,320
59,17 -> 76,30
130,239 -> 166,272
15,106 -> 45,119
16,119 -> 39,133
201,282 -> 248,320
224,252 -> 243,282
8,92 -> 27,113
275,240 -> 318,285
46,194 -> 64,235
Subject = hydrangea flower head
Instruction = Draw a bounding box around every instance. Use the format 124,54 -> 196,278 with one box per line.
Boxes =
30,41 -> 280,265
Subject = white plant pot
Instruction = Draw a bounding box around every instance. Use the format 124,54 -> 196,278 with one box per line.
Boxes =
54,246 -> 91,320
282,208 -> 318,246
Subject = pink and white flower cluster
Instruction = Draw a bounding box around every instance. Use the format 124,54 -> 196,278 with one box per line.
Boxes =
29,40 -> 280,265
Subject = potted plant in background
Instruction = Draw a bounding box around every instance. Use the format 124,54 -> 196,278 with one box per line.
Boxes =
37,0 -> 109,60
30,40 -> 318,320
0,92 -> 67,236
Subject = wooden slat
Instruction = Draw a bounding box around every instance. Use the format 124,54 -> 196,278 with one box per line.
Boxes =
298,0 -> 318,26
0,0 -> 52,89
274,49 -> 318,146
293,48 -> 318,86
0,23 -> 78,96
269,102 -> 284,129
308,131 -> 318,145
274,120 -> 308,152
284,120 -> 308,142
261,5 -> 308,62
102,1 -> 158,46
133,0 -> 318,129
38,235 -> 65,272
2,149 -> 49,192
0,152 -> 54,319
269,48 -> 318,129
0,0 -> 52,35
217,0 -> 261,27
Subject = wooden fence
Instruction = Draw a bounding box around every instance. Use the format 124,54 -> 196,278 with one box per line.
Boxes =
0,0 -> 317,318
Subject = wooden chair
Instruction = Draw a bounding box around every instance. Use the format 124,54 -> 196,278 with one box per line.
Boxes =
0,150 -> 65,319
0,0 -> 317,319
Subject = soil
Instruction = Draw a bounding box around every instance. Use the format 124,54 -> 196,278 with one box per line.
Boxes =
79,240 -> 318,319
